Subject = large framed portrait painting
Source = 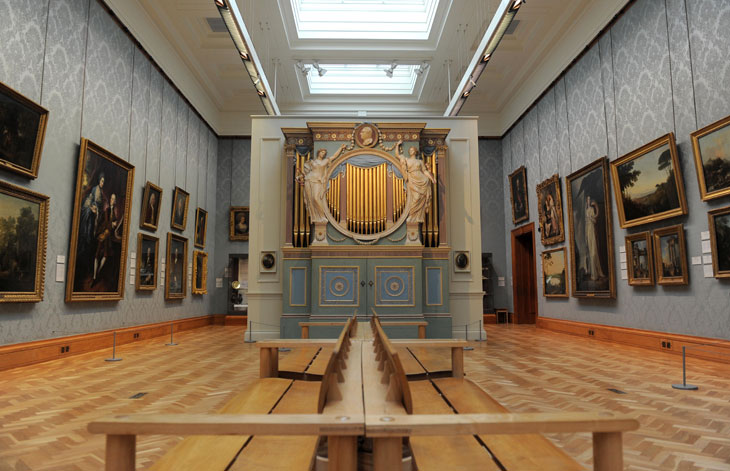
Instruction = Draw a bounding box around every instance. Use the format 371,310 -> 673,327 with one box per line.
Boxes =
0,181 -> 49,302
165,233 -> 187,300
170,187 -> 189,231
691,114 -> 730,201
566,157 -> 615,298
194,208 -> 207,248
0,81 -> 49,179
508,166 -> 529,224
653,224 -> 688,285
536,174 -> 565,245
136,233 -> 158,291
610,133 -> 687,228
66,139 -> 134,302
708,206 -> 730,278
140,181 -> 162,232
230,206 -> 249,241
542,247 -> 568,298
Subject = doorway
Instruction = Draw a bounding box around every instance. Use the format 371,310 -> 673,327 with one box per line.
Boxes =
228,254 -> 248,315
511,223 -> 537,324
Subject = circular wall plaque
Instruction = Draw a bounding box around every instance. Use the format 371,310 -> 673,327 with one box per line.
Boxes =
354,123 -> 379,148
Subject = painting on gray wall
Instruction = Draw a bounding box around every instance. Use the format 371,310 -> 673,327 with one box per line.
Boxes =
542,247 -> 568,298
136,233 -> 158,290
691,115 -> 730,201
66,139 -> 134,302
708,206 -> 730,278
170,186 -> 189,231
230,206 -> 249,241
536,174 -> 565,245
192,250 -> 207,295
652,224 -> 688,285
194,208 -> 207,248
165,232 -> 187,300
610,133 -> 687,229
140,182 -> 162,232
625,232 -> 654,286
509,166 -> 529,224
566,157 -> 615,298
0,81 -> 48,179
0,180 -> 48,302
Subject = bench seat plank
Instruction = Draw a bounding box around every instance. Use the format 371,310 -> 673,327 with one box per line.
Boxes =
278,347 -> 320,374
305,346 -> 334,376
394,346 -> 426,376
407,347 -> 452,373
408,380 -> 500,471
229,381 -> 321,471
149,378 -> 292,471
433,378 -> 585,471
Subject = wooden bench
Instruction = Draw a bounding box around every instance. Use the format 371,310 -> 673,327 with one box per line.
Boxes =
380,320 -> 428,338
299,321 -> 346,339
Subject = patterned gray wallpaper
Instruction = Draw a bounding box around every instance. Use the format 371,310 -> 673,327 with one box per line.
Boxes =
0,0 -> 218,345
498,0 -> 730,340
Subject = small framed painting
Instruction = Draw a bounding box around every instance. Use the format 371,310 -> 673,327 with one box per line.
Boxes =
0,81 -> 49,179
691,114 -> 730,201
610,133 -> 687,228
192,250 -> 208,295
136,233 -> 158,290
170,187 -> 189,231
139,182 -> 162,232
509,166 -> 529,225
541,247 -> 568,298
165,233 -> 188,299
653,224 -> 688,285
230,206 -> 249,241
625,232 -> 654,286
536,174 -> 565,245
0,180 -> 49,302
194,208 -> 207,248
708,206 -> 730,278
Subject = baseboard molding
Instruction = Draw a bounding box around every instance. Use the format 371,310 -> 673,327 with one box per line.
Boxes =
0,314 -> 219,371
483,314 -> 497,324
225,315 -> 248,326
538,317 -> 730,364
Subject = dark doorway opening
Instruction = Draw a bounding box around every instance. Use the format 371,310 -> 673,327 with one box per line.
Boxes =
511,223 -> 537,324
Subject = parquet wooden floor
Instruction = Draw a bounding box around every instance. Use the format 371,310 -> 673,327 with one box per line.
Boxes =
0,324 -> 728,470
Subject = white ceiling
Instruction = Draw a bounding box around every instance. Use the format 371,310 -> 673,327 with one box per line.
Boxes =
104,0 -> 629,136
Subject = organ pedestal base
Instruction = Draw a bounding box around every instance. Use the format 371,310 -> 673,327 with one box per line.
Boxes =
311,222 -> 329,246
405,222 -> 422,245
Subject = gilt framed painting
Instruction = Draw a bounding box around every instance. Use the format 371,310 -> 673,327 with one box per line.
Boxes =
566,157 -> 615,298
610,133 -> 687,228
136,233 -> 158,291
0,81 -> 49,179
230,206 -> 249,241
536,174 -> 565,245
653,224 -> 688,286
0,181 -> 48,302
140,181 -> 162,232
66,139 -> 134,302
509,166 -> 529,225
170,186 -> 189,231
542,247 -> 568,298
192,250 -> 208,295
194,208 -> 207,248
691,114 -> 730,201
165,233 -> 187,300
708,206 -> 730,278
625,232 -> 654,286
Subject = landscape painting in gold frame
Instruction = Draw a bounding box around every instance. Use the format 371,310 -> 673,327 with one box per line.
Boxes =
708,206 -> 730,278
625,232 -> 654,286
0,80 -> 48,179
165,233 -> 188,300
136,233 -> 158,291
536,174 -> 565,245
192,250 -> 208,295
652,224 -> 688,286
610,133 -> 687,228
541,247 -> 568,298
0,181 -> 48,302
691,114 -> 730,201
508,166 -> 529,224
566,157 -> 615,298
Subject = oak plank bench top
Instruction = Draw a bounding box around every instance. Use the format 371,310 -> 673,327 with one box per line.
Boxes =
299,321 -> 347,339
380,320 -> 428,338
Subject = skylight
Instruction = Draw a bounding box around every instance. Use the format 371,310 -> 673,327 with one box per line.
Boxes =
306,64 -> 419,95
291,0 -> 440,40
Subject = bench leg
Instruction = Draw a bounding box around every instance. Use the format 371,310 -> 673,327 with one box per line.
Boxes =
259,347 -> 278,378
105,434 -> 135,471
301,325 -> 309,339
451,346 -> 464,378
328,436 -> 357,471
593,432 -> 623,471
373,437 -> 401,471
418,325 -> 426,339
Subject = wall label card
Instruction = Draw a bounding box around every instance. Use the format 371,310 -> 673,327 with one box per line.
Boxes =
691,256 -> 702,265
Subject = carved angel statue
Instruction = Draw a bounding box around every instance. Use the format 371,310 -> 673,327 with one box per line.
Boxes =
395,140 -> 436,223
296,144 -> 347,223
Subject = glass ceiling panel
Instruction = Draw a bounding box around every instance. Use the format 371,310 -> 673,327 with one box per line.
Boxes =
306,64 -> 419,94
291,0 -> 439,39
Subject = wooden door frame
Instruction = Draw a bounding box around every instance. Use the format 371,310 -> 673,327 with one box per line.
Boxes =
511,222 -> 538,324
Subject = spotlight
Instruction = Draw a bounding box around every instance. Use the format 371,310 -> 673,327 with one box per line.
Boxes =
416,62 -> 430,76
482,52 -> 491,63
312,61 -> 327,77
214,0 -> 227,8
462,90 -> 470,98
511,0 -> 524,11
384,62 -> 398,78
240,51 -> 249,61
257,89 -> 266,97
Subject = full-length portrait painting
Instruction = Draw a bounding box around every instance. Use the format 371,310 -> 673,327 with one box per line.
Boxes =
194,208 -> 207,248
542,247 -> 568,298
136,233 -> 158,290
691,114 -> 730,201
230,206 -> 249,241
509,166 -> 529,224
170,187 -> 189,231
140,182 -> 162,232
165,233 -> 187,300
0,181 -> 48,302
625,232 -> 654,286
566,157 -> 615,298
0,81 -> 49,179
708,206 -> 730,278
192,250 -> 208,295
66,139 -> 134,302
610,133 -> 687,228
653,224 -> 688,285
536,174 -> 565,245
